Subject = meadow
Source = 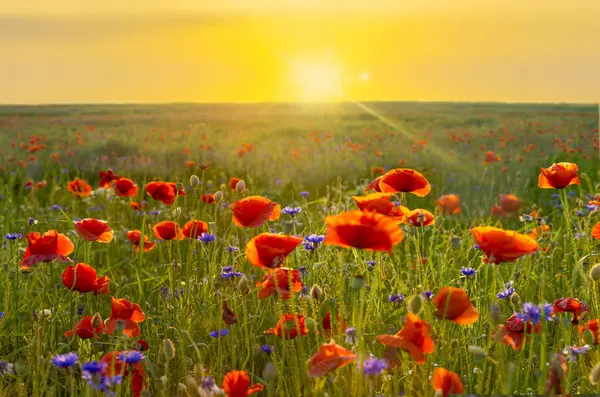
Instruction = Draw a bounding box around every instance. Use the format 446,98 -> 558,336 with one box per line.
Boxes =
0,101 -> 599,397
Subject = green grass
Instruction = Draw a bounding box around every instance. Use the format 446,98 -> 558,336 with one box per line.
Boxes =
0,101 -> 599,396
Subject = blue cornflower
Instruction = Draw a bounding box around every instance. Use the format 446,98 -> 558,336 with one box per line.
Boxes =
77,304 -> 86,316
515,302 -> 553,325
563,345 -> 591,362
460,267 -> 476,277
282,206 -> 302,216
575,233 -> 585,239
422,291 -> 433,300
261,345 -> 274,354
305,234 -> 325,244
497,286 -> 515,299
299,191 -> 310,197
366,260 -> 376,268
298,266 -> 308,276
149,210 -> 160,216
388,294 -> 405,304
552,193 -> 560,199
220,266 -> 243,279
473,244 -> 480,250
5,233 -> 23,240
587,204 -> 598,211
82,361 -> 106,374
226,246 -> 239,253
520,214 -> 534,222
0,312 -> 3,319
345,327 -> 358,344
117,351 -> 145,364
568,191 -> 577,197
198,233 -> 216,243
51,352 -> 79,368
360,355 -> 388,376
209,329 -> 229,338
303,242 -> 315,251
200,376 -> 216,392
51,204 -> 62,211
28,217 -> 36,226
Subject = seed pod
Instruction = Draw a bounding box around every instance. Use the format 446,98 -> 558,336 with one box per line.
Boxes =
310,285 -> 324,301
262,361 -> 277,381
468,345 -> 487,364
91,312 -> 103,328
214,191 -> 223,203
163,339 -> 176,361
590,263 -> 600,281
172,207 -> 182,218
235,180 -> 246,193
590,362 -> 600,385
190,175 -> 200,187
237,275 -> 250,295
350,274 -> 365,290
408,295 -> 423,315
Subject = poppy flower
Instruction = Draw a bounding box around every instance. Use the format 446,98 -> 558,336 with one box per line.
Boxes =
222,370 -> 264,397
230,196 -> 281,228
74,218 -> 114,243
546,355 -> 568,395
377,313 -> 434,364
323,211 -> 404,254
500,194 -> 521,213
64,315 -> 104,339
528,224 -> 551,239
145,181 -> 184,205
21,230 -> 75,270
307,340 -> 357,377
437,194 -> 461,215
222,301 -> 237,325
228,177 -> 242,191
370,166 -> 385,176
538,162 -> 580,189
433,287 -> 479,324
321,312 -> 347,335
431,368 -> 464,397
591,222 -> 600,240
182,220 -> 209,239
133,339 -> 150,351
494,314 -> 540,350
471,226 -> 538,264
101,351 -> 146,397
579,319 -> 598,344
265,314 -> 309,339
99,169 -> 122,188
352,193 -> 408,222
483,151 -> 501,164
67,178 -> 92,197
553,298 -> 589,324
104,297 -> 146,337
62,263 -> 110,294
406,209 -> 435,227
113,178 -> 138,197
126,230 -> 156,252
201,194 -> 215,204
256,267 -> 303,300
152,221 -> 184,240
245,233 -> 303,269
365,168 -> 430,197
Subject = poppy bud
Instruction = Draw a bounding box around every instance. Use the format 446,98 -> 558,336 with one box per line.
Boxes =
237,275 -> 250,295
408,295 -> 423,315
235,180 -> 245,193
214,191 -> 223,203
172,207 -> 182,218
262,361 -> 277,381
91,312 -> 103,328
350,274 -> 365,290
590,362 -> 600,385
163,338 -> 176,361
590,263 -> 600,281
184,376 -> 199,391
189,175 -> 200,187
583,329 -> 595,346
310,284 -> 324,301
140,390 -> 152,397
489,303 -> 503,326
450,236 -> 461,249
198,163 -> 209,170
305,317 -> 317,333
509,292 -> 521,306
468,345 -> 487,364
282,221 -> 294,234
177,383 -> 187,394
38,309 -> 52,321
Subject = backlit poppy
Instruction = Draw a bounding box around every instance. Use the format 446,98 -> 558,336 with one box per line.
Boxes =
256,267 -> 303,300
494,314 -> 540,350
366,168 -> 430,197
67,178 -> 92,197
74,218 -> 114,243
323,211 -> 404,254
437,194 -> 461,215
62,263 -> 110,294
351,193 -> 408,222
64,315 -> 104,339
114,178 -> 138,197
553,298 -> 589,324
370,166 -> 385,176
431,368 -> 464,397
377,313 -> 434,364
228,177 -> 242,191
433,287 -> 478,324
500,194 -> 521,213
153,221 -> 184,240
265,314 -> 309,339
245,233 -> 303,269
101,351 -> 146,397
230,196 -> 281,228
201,194 -> 215,204
406,209 -> 435,227
145,181 -> 185,205
591,222 -> 600,240
546,355 -> 568,395
528,224 -> 551,239
99,169 -> 122,188
104,297 -> 146,337
222,370 -> 264,397
126,230 -> 156,252
483,150 -> 501,164
307,340 -> 357,377
182,220 -> 209,239
579,319 -> 598,344
538,162 -> 580,189
21,230 -> 75,270
471,226 -> 538,264
321,312 -> 347,335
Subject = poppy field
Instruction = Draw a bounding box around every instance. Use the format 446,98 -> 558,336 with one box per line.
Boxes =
0,101 -> 600,397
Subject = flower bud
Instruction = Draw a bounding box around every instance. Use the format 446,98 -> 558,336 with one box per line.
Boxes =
190,175 -> 200,187
509,292 -> 521,306
91,312 -> 103,328
163,338 -> 176,361
305,317 -> 317,333
590,263 -> 600,281
262,361 -> 277,381
235,180 -> 246,193
583,329 -> 595,346
350,274 -> 365,290
214,191 -> 223,203
468,345 -> 487,364
172,207 -> 182,218
177,383 -> 187,394
450,236 -> 461,249
408,295 -> 423,315
310,284 -> 324,301
590,362 -> 600,385
237,275 -> 250,295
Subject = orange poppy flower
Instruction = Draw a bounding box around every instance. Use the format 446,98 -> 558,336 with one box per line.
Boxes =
67,178 -> 92,197
185,160 -> 195,168
377,313 -> 435,364
538,162 -> 580,189
256,267 -> 303,300
265,314 -> 309,339
201,194 -> 215,204
64,315 -> 104,339
528,224 -> 551,239
230,196 -> 281,228
101,351 -> 146,397
307,340 -> 357,377
323,211 -> 404,254
21,230 -> 75,270
431,368 -> 465,397
494,314 -> 540,350
483,150 -> 501,164
406,209 -> 435,227
228,177 -> 242,191
153,221 -> 184,240
433,287 -> 479,324
245,233 -> 303,269
99,169 -> 122,188
222,370 -> 264,397
437,194 -> 461,215
579,319 -> 599,344
471,226 -> 538,264
591,222 -> 600,240
182,220 -> 209,239
321,312 -> 347,335
113,178 -> 138,197
145,181 -> 184,205
500,194 -> 521,213
370,166 -> 386,176
74,218 -> 114,243
127,230 -> 156,252
553,298 -> 589,324
62,263 -> 110,294
104,297 -> 146,337
352,193 -> 408,222
366,168 -> 430,197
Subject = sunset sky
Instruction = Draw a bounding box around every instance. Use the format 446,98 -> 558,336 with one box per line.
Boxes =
1,0 -> 599,104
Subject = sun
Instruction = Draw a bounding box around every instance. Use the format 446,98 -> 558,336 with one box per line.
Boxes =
290,61 -> 343,102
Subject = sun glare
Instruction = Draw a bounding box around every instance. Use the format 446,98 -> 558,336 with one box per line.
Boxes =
290,61 -> 343,102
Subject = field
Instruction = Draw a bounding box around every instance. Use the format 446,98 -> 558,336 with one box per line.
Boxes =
0,101 -> 599,397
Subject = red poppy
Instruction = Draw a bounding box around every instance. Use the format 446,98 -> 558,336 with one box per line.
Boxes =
323,211 -> 404,254
307,340 -> 357,378
127,230 -> 156,252
222,370 -> 264,397
494,314 -> 540,350
433,287 -> 479,324
321,312 -> 347,335
67,178 -> 92,197
553,298 -> 589,324
201,194 -> 215,204
74,218 -> 114,243
579,319 -> 599,344
181,220 -> 209,239
21,230 -> 75,270
228,177 -> 242,191
145,181 -> 185,205
538,162 -> 580,189
437,194 -> 461,215
352,193 -> 408,222
546,355 -> 568,395
405,209 -> 435,227
134,339 -> 150,351
101,351 -> 146,397
256,267 -> 303,300
365,168 -> 430,197
377,313 -> 434,364
99,169 -> 122,188
591,222 -> 600,240
230,196 -> 281,228
104,297 -> 146,337
64,314 -> 104,339
222,301 -> 237,325
471,226 -> 538,264
528,224 -> 551,239
265,314 -> 309,339
62,263 -> 110,294
500,194 -> 521,213
431,368 -> 465,397
245,233 -> 303,269
370,166 -> 385,176
113,178 -> 138,197
153,221 -> 184,240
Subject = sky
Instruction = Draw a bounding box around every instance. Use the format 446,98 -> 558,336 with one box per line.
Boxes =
1,0 -> 599,104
